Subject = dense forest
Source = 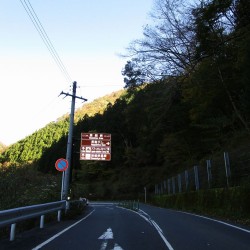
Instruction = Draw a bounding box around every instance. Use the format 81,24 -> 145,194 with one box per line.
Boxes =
0,142 -> 6,153
1,0 -> 250,206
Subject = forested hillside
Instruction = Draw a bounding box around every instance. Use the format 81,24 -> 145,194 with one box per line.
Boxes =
1,0 -> 250,205
0,90 -> 124,166
0,142 -> 6,153
0,90 -> 124,209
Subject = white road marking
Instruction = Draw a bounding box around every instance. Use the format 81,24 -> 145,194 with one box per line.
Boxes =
137,210 -> 174,250
98,228 -> 124,250
114,243 -> 124,250
151,220 -> 174,250
100,241 -> 124,250
32,209 -> 95,250
179,211 -> 250,234
98,228 -> 114,240
151,220 -> 163,233
100,240 -> 108,250
106,207 -> 114,210
118,206 -> 174,250
90,202 -> 115,206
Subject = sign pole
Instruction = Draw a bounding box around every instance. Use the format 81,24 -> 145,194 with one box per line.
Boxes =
59,81 -> 87,200
61,171 -> 65,200
63,82 -> 76,200
55,158 -> 69,200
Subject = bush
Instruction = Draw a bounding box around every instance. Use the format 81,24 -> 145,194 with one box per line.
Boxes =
63,200 -> 87,219
151,185 -> 250,225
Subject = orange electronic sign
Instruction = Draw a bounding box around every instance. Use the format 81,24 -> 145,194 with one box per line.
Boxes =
80,133 -> 111,161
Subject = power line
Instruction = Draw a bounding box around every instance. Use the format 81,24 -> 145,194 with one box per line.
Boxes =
19,0 -> 72,83
25,0 -> 72,83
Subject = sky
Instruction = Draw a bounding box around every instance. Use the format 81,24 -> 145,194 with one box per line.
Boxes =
0,0 -> 154,145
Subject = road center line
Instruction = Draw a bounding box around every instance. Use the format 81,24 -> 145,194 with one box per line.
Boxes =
118,206 -> 174,250
138,209 -> 174,250
32,209 -> 95,250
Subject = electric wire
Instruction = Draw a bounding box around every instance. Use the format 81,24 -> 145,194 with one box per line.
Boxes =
25,0 -> 72,83
19,0 -> 72,83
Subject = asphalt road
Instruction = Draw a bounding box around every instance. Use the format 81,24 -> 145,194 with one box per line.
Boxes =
1,202 -> 250,250
139,203 -> 250,250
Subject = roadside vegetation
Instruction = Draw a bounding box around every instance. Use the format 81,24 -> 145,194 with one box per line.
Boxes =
152,183 -> 250,225
0,0 -> 249,226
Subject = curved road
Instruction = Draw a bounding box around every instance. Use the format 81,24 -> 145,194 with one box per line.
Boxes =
1,202 -> 250,249
33,202 -> 167,250
139,203 -> 250,250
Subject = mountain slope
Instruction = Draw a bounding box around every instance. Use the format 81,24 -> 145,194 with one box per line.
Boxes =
0,142 -> 6,153
0,90 -> 125,166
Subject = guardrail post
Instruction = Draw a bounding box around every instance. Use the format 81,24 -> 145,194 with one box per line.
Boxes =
57,210 -> 61,222
66,201 -> 70,211
167,179 -> 171,194
206,160 -> 212,188
40,215 -> 45,229
10,223 -> 16,241
185,170 -> 189,191
224,152 -> 231,188
194,165 -> 200,191
172,177 -> 176,194
0,200 -> 66,241
163,180 -> 167,193
178,174 -> 182,193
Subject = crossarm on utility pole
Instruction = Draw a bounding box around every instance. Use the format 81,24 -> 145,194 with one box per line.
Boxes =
59,91 -> 87,102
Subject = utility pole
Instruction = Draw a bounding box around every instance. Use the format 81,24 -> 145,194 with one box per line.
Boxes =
59,81 -> 87,200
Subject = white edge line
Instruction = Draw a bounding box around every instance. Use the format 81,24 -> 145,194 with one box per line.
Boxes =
151,220 -> 163,234
117,206 -> 174,250
153,223 -> 174,250
32,209 -> 95,250
90,203 -> 115,206
137,212 -> 151,224
178,211 -> 250,234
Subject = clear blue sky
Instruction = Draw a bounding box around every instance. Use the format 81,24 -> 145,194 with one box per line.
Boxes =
0,0 -> 154,145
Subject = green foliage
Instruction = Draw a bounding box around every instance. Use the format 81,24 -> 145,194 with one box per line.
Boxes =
0,91 -> 125,167
122,60 -> 145,90
0,164 -> 61,210
63,200 -> 87,219
152,185 -> 250,225
0,142 -> 6,153
0,120 -> 69,165
75,90 -> 125,120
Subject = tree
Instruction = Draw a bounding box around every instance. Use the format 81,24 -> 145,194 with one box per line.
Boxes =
189,0 -> 250,131
125,0 -> 198,81
233,0 -> 250,122
121,60 -> 145,89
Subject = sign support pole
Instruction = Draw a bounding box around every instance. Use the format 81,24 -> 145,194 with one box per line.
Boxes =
59,81 -> 87,200
60,171 -> 65,200
63,82 -> 76,200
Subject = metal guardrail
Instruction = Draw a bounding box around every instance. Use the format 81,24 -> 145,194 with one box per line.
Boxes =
0,200 -> 66,241
155,151 -> 250,195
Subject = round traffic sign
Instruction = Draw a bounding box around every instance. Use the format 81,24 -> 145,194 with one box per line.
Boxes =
55,158 -> 68,172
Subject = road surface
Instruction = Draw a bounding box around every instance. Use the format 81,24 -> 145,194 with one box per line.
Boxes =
1,202 -> 250,249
